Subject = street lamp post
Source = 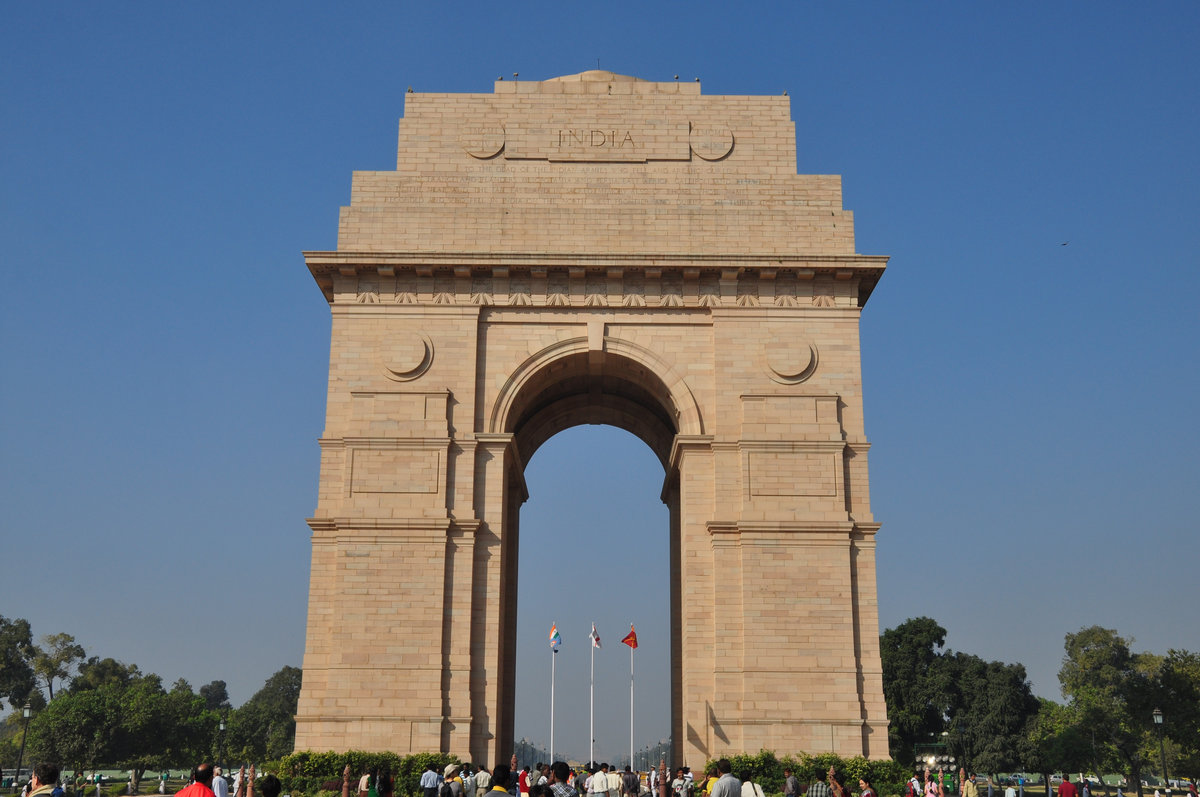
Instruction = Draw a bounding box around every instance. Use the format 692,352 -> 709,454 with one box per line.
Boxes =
1151,708 -> 1167,788
15,703 -> 32,794
218,717 -> 227,772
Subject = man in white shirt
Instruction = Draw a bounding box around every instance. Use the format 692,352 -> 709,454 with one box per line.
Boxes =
212,769 -> 230,797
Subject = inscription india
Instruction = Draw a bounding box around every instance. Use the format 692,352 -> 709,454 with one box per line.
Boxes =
556,128 -> 636,148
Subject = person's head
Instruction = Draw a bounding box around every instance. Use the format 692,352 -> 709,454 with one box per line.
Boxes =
785,770 -> 792,777
195,765 -> 215,786
738,773 -> 750,784
552,763 -> 570,785
377,769 -> 393,797
260,775 -> 282,797
33,764 -> 61,789
531,786 -> 551,797
601,765 -> 609,773
859,777 -> 873,791
445,765 -> 461,780
493,766 -> 511,790
716,761 -> 731,776
215,768 -> 223,778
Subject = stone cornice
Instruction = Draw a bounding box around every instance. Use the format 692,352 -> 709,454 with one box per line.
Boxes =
304,250 -> 887,307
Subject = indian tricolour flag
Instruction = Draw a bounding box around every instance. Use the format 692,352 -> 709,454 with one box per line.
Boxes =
549,623 -> 562,651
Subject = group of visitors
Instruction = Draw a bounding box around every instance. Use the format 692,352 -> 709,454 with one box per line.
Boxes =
659,759 -> 872,797
8,763 -> 282,797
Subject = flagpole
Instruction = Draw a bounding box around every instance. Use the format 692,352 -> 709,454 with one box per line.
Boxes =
590,628 -> 595,767
629,640 -> 635,771
550,646 -> 556,763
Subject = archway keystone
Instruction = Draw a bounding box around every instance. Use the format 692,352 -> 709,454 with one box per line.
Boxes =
296,70 -> 890,764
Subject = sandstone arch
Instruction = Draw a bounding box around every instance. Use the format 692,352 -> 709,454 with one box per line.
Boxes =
295,71 -> 890,764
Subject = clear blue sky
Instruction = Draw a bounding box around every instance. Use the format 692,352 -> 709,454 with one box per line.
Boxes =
2,1 -> 1197,766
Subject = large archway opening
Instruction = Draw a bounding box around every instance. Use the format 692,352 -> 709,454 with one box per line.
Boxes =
513,425 -> 671,767
496,349 -> 686,767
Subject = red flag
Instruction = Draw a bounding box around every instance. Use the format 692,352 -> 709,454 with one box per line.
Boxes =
621,624 -> 638,649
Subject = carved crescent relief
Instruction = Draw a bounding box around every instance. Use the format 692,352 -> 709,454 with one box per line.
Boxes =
383,333 -> 434,381
689,122 -> 734,160
460,122 -> 506,159
765,338 -> 819,385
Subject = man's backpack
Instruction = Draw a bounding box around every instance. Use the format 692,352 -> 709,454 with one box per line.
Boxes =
440,783 -> 454,797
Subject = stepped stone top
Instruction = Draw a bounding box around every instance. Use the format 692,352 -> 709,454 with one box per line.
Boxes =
543,70 -> 647,82
495,69 -> 700,94
307,74 -> 885,304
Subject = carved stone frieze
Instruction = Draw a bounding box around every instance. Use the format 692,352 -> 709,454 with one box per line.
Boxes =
325,263 -> 874,310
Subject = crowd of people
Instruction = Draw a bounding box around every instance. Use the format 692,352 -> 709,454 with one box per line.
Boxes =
15,758 -> 1193,797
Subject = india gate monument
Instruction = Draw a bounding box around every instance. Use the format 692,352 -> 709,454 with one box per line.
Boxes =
295,71 -> 890,764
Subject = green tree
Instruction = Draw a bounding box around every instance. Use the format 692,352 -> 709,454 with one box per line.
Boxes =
27,680 -> 120,769
228,666 -> 302,762
29,670 -> 215,786
1059,627 -> 1156,797
32,633 -> 86,700
1021,699 -> 1091,794
1150,649 -> 1200,779
69,657 -> 143,692
944,653 -> 1039,775
880,617 -> 954,764
0,615 -> 37,708
200,680 -> 232,712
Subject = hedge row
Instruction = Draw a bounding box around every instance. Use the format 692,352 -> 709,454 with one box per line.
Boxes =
279,751 -> 907,797
278,751 -> 460,797
700,751 -> 910,797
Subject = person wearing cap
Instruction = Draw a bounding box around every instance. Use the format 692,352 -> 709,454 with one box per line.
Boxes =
445,766 -> 465,797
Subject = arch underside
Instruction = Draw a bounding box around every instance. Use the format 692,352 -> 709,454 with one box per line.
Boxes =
506,350 -> 680,469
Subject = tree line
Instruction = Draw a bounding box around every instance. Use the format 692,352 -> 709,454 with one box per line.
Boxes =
3,613 -> 1195,797
881,618 -> 1198,796
0,615 -> 300,790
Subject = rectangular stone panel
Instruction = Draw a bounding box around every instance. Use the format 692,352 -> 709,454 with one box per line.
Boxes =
748,451 -> 838,497
350,449 -> 440,494
351,392 -> 449,437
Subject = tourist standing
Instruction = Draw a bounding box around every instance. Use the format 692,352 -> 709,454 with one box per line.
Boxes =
175,766 -> 216,797
738,772 -> 764,797
783,770 -> 799,797
623,769 -> 639,797
421,766 -> 440,797
549,763 -> 578,797
445,766 -> 465,797
708,762 -> 739,797
27,765 -> 60,797
476,767 -> 493,797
